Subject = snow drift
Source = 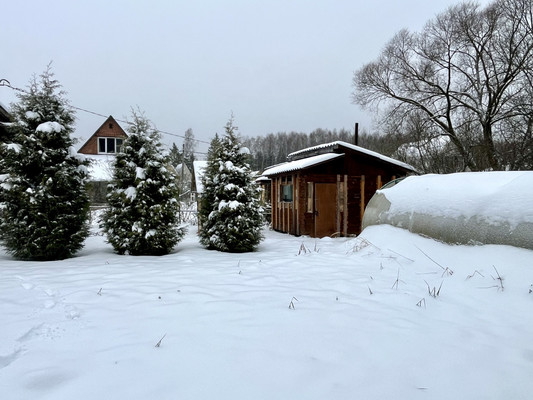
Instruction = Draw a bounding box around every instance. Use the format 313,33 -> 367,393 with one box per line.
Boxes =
362,172 -> 533,250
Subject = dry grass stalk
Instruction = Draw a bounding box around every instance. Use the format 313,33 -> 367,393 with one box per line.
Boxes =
288,297 -> 299,310
466,270 -> 485,279
416,245 -> 454,276
155,334 -> 167,348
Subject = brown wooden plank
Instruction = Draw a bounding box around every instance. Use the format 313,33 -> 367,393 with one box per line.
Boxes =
343,174 -> 348,236
315,183 -> 337,237
360,175 -> 365,232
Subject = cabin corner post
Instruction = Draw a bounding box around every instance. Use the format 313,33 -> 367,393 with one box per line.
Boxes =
270,177 -> 275,230
343,175 -> 348,236
294,173 -> 299,236
273,176 -> 280,231
336,174 -> 341,235
360,175 -> 365,233
279,178 -> 287,232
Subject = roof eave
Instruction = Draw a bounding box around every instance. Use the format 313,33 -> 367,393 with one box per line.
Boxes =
263,154 -> 344,177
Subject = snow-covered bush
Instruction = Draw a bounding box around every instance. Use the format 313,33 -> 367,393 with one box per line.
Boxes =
0,66 -> 90,260
199,117 -> 263,252
101,109 -> 186,255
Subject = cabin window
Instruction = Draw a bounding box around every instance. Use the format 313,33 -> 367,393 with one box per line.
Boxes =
306,182 -> 314,212
281,184 -> 293,202
98,137 -> 124,154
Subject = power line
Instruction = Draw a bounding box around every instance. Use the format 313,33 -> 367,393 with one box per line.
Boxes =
0,78 -> 211,146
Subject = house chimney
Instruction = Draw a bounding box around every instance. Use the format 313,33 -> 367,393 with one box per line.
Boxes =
354,122 -> 359,146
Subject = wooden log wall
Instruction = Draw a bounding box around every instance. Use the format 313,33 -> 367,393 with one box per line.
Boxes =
271,175 -> 296,235
271,172 -> 391,236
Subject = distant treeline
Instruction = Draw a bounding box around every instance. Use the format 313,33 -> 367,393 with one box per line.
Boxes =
242,128 -> 402,172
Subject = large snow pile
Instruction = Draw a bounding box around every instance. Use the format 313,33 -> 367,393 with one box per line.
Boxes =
1,223 -> 533,399
363,171 -> 533,250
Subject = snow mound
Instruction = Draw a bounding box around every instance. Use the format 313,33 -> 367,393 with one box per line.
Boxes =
36,121 -> 63,133
5,143 -> 21,153
362,171 -> 533,250
25,111 -> 40,120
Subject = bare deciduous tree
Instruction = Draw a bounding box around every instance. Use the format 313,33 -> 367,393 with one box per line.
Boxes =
183,128 -> 197,169
353,0 -> 533,171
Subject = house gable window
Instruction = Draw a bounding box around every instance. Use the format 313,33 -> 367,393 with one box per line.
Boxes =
98,137 -> 124,154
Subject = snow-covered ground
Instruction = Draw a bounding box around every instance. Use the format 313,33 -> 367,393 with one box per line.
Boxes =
1,223 -> 533,400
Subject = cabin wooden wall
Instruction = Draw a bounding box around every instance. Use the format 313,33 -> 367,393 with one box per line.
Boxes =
269,150 -> 409,237
271,175 -> 296,235
271,173 -> 368,237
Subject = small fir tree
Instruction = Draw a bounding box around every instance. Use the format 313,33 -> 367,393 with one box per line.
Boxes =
101,109 -> 185,255
0,65 -> 90,260
168,142 -> 182,168
198,133 -> 222,230
199,117 -> 264,252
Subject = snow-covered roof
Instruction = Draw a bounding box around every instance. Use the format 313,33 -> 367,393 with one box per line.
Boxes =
174,163 -> 191,175
84,154 -> 115,181
262,153 -> 343,176
288,141 -> 416,172
193,160 -> 208,193
381,171 -> 533,225
0,102 -> 11,121
363,171 -> 533,250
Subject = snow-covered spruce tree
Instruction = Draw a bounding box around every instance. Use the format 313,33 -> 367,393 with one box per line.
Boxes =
199,118 -> 264,252
101,109 -> 185,255
0,66 -> 90,260
198,133 -> 222,231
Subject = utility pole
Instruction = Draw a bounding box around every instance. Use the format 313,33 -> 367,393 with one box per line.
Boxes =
181,143 -> 185,195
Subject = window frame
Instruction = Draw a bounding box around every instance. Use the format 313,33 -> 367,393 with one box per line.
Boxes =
98,137 -> 124,154
280,184 -> 293,202
306,182 -> 314,213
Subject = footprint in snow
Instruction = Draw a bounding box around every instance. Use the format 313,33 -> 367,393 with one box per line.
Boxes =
21,282 -> 35,290
64,305 -> 80,320
43,300 -> 56,309
0,348 -> 24,370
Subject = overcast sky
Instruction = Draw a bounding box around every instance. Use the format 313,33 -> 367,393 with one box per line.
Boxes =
2,0 -> 491,155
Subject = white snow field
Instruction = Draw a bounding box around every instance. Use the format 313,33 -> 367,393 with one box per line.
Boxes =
1,223 -> 533,400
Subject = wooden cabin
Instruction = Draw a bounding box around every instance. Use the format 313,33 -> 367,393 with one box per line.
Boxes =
255,175 -> 271,205
78,115 -> 127,155
262,141 -> 416,238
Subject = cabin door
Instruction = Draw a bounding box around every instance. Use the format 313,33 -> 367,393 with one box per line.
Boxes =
314,183 -> 337,238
